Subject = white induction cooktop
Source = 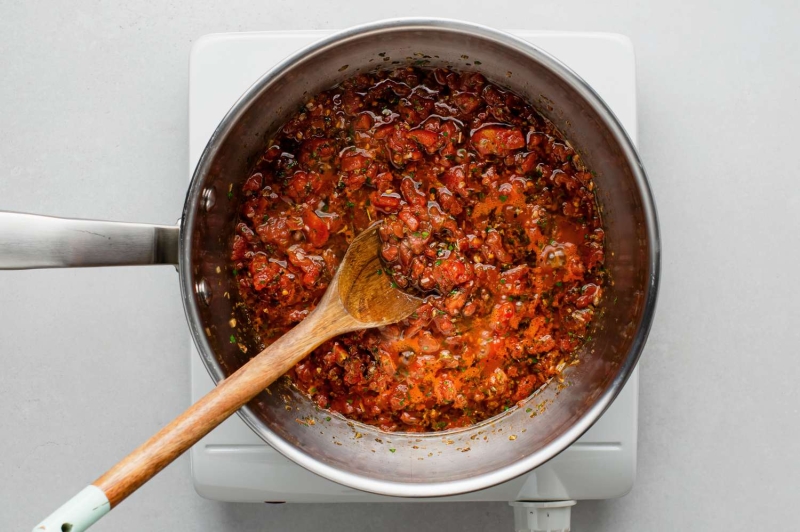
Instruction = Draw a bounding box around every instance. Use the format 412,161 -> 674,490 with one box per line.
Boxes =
188,30 -> 640,505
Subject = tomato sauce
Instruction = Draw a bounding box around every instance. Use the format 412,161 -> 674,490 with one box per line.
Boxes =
230,67 -> 606,432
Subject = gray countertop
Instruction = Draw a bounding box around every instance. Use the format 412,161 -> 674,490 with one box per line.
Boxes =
1,1 -> 798,530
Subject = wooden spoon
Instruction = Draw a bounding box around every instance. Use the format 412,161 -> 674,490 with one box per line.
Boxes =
33,223 -> 420,532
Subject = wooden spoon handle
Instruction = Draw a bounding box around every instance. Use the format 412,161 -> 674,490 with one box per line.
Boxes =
33,295 -> 357,532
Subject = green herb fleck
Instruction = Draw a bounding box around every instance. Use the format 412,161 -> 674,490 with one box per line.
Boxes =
555,281 -> 563,287
435,260 -> 442,266
389,448 -> 396,453
232,268 -> 238,276
229,334 -> 236,344
376,268 -> 383,275
499,195 -> 508,202
421,231 -> 430,238
325,416 -> 332,422
346,201 -> 355,208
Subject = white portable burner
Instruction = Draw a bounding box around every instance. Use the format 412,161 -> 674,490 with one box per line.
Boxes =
189,29 -> 640,530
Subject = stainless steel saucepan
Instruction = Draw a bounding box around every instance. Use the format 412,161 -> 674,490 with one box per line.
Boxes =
2,18 -> 659,504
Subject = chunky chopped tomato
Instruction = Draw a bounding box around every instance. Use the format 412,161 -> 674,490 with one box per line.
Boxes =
406,128 -> 440,151
453,92 -> 482,114
471,125 -> 526,156
298,138 -> 335,170
242,172 -> 263,192
233,67 -> 606,432
285,170 -> 323,202
230,234 -> 247,261
340,151 -> 370,172
301,206 -> 329,248
371,191 -> 402,213
352,112 -> 374,131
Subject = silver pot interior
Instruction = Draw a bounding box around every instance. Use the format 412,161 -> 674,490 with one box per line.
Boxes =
179,19 -> 659,497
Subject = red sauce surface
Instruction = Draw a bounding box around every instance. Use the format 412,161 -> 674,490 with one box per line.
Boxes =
230,67 -> 606,432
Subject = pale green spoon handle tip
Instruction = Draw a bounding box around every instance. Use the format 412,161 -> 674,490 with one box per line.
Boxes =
33,485 -> 110,532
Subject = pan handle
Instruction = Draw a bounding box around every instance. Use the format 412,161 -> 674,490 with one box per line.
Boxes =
0,211 -> 179,269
